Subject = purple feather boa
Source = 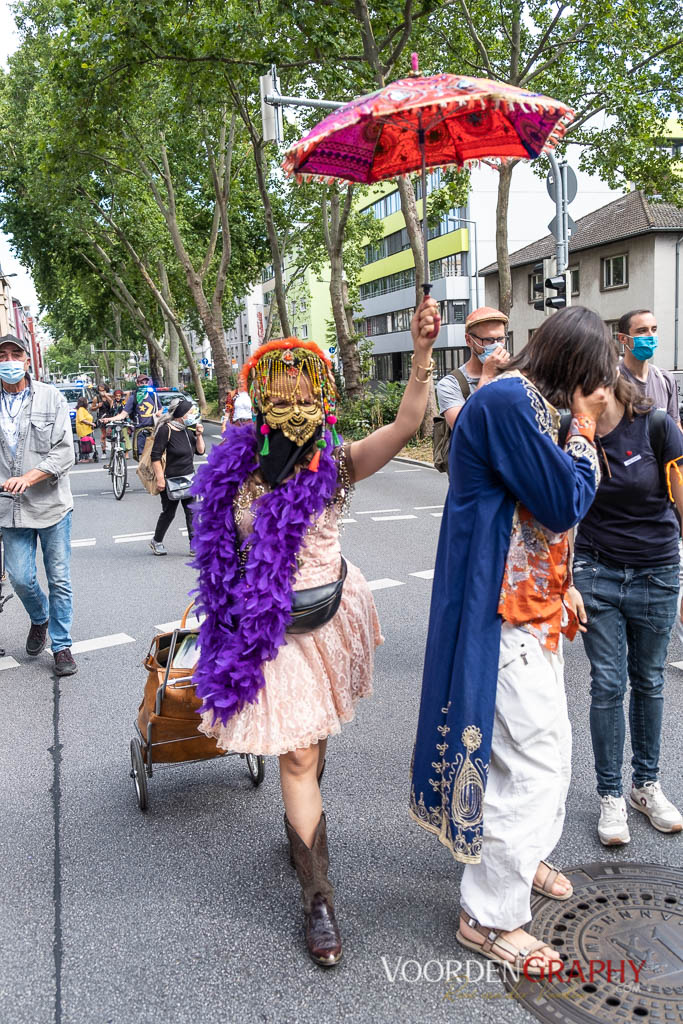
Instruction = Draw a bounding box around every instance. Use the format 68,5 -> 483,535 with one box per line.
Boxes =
190,423 -> 340,725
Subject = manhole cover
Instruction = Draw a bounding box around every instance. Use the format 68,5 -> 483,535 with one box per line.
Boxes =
503,862 -> 683,1024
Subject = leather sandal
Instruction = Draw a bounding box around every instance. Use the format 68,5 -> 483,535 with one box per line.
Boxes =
457,913 -> 560,976
532,859 -> 573,901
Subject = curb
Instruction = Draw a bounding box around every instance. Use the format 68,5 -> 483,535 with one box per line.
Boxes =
392,455 -> 438,470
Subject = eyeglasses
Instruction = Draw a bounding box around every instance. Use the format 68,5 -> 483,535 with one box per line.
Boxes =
468,332 -> 510,346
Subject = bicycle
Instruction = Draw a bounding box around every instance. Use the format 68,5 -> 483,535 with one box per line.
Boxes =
105,421 -> 129,500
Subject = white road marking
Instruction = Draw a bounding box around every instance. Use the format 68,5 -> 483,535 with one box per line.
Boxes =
414,505 -> 443,510
114,533 -> 154,544
394,468 -> 422,473
356,508 -> 401,515
367,578 -> 405,591
340,518 -> 356,524
68,633 -> 135,654
411,569 -> 434,580
371,514 -> 417,522
155,616 -> 200,632
72,538 -> 97,548
70,467 -> 107,474
670,661 -> 683,670
72,493 -> 88,498
0,656 -> 20,670
113,530 -> 154,539
430,512 -> 443,518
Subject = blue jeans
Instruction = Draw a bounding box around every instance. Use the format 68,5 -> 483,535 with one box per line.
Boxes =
574,553 -> 679,796
3,510 -> 73,652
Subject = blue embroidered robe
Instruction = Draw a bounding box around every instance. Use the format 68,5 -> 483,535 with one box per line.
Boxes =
410,372 -> 600,863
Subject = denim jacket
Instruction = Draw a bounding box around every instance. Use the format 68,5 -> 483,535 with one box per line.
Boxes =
0,379 -> 74,529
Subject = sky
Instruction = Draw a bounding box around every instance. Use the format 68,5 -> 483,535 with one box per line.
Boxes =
0,1 -> 40,315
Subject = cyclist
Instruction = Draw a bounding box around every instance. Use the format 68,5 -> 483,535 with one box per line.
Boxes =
110,388 -> 132,458
104,374 -> 161,458
92,384 -> 113,455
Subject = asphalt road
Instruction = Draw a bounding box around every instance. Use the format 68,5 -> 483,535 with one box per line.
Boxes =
1,424 -> 682,1024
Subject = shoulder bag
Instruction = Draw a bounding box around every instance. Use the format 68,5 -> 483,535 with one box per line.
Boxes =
165,427 -> 196,501
286,557 -> 348,634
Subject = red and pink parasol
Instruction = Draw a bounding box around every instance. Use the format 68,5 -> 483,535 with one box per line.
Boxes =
284,55 -> 574,292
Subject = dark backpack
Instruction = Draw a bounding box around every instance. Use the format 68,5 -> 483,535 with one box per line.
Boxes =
558,408 -> 671,497
433,369 -> 471,474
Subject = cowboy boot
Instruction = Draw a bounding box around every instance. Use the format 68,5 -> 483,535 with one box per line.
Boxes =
284,760 -> 326,868
284,812 -> 342,967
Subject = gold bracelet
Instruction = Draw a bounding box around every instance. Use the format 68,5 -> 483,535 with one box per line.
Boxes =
411,354 -> 435,373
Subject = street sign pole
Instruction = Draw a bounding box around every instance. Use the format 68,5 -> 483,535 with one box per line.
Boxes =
547,152 -> 566,273
560,162 -> 570,271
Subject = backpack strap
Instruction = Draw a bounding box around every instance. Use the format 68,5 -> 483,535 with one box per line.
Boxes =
451,368 -> 471,402
647,408 -> 669,495
558,412 -> 572,447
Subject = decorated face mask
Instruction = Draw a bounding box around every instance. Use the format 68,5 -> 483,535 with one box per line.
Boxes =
242,339 -> 341,485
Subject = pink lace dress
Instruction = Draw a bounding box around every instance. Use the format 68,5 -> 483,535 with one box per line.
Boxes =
198,455 -> 383,756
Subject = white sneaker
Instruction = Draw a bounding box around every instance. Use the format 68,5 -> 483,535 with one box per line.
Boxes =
598,795 -> 630,846
149,540 -> 167,556
629,781 -> 683,834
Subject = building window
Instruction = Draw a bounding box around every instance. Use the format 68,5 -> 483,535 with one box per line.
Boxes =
430,253 -> 464,280
528,270 -> 543,303
605,320 -> 620,341
507,330 -> 514,355
439,299 -> 469,324
261,264 -> 274,283
363,207 -> 463,265
601,253 -> 628,290
299,323 -> 308,338
570,265 -> 580,296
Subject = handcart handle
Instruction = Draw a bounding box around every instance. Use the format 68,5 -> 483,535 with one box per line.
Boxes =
180,600 -> 195,629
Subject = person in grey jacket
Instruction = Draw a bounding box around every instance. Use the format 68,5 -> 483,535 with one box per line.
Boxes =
0,333 -> 77,676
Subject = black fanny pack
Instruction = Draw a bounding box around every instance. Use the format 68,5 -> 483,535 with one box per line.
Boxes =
286,558 -> 348,634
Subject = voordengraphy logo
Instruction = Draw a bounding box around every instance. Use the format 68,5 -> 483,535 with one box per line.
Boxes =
380,956 -> 645,986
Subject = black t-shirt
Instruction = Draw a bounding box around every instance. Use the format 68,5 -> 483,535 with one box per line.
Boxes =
151,423 -> 197,478
575,410 -> 683,567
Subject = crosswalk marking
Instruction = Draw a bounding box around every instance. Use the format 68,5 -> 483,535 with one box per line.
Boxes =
72,538 -> 97,548
670,661 -> 683,670
70,467 -> 107,474
356,508 -> 401,515
371,514 -> 417,522
68,633 -> 135,655
430,512 -> 443,518
340,518 -> 356,524
410,569 -> 434,580
368,578 -> 405,591
0,656 -> 20,671
155,616 -> 200,632
394,468 -> 422,473
414,505 -> 443,510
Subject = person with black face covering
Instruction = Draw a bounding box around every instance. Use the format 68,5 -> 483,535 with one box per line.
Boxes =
191,299 -> 440,968
149,398 -> 205,555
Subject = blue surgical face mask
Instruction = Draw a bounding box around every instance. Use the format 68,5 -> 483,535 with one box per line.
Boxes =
476,343 -> 501,364
184,412 -> 198,427
0,361 -> 27,384
630,335 -> 658,361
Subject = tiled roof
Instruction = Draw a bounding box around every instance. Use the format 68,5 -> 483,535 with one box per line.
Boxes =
481,190 -> 683,275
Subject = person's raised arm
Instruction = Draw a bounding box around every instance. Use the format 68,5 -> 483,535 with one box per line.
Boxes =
349,298 -> 440,482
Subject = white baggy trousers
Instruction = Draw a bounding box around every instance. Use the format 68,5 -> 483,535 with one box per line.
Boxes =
460,623 -> 572,931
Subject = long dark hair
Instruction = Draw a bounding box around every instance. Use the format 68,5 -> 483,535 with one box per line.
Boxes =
505,306 -> 618,409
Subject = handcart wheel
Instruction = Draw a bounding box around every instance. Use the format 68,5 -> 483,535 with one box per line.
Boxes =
245,753 -> 265,787
129,738 -> 149,810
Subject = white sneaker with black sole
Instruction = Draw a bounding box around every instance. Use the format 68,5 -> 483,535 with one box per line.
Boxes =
149,540 -> 167,556
598,795 -> 630,845
629,781 -> 683,834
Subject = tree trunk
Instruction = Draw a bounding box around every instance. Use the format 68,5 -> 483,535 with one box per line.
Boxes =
495,162 -> 516,316
158,261 -> 180,387
323,190 -> 362,398
148,343 -> 165,386
252,139 -> 290,337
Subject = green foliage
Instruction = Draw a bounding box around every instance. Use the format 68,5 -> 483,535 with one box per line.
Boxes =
337,381 -> 406,441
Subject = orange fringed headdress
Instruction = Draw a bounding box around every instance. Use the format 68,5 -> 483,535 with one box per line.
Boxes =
240,337 -> 333,391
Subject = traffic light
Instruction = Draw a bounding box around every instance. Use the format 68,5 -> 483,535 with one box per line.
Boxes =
533,258 -> 554,315
545,272 -> 569,309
